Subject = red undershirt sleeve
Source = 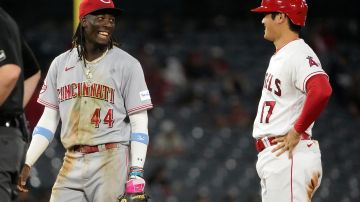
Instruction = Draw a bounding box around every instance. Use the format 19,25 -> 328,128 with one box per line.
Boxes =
294,74 -> 332,134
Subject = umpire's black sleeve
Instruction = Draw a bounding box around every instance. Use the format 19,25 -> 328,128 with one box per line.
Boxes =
22,38 -> 40,79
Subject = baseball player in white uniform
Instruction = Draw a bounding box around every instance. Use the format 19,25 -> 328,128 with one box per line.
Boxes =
251,0 -> 332,202
16,0 -> 153,201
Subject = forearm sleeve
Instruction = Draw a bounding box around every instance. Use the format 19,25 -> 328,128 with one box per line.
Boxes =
25,107 -> 60,166
129,110 -> 149,168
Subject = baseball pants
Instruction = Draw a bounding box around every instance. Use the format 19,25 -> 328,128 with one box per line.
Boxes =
256,139 -> 322,202
50,144 -> 129,202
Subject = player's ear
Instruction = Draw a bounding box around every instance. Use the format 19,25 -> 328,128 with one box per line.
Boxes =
81,17 -> 88,27
276,13 -> 287,25
279,13 -> 287,22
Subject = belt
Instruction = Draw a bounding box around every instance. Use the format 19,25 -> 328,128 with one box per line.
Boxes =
70,142 -> 122,154
255,133 -> 311,152
0,117 -> 20,128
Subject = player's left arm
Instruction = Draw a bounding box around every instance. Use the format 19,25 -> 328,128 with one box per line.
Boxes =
127,110 -> 149,193
273,74 -> 332,158
293,74 -> 332,134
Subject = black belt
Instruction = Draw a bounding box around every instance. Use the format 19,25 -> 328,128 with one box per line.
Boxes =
0,117 -> 20,128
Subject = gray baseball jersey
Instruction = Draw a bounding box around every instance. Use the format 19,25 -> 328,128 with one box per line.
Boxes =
38,46 -> 153,149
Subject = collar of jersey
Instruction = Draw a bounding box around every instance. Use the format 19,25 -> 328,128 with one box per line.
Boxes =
85,48 -> 109,64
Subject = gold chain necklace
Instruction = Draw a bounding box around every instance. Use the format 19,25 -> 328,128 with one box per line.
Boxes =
83,49 -> 108,85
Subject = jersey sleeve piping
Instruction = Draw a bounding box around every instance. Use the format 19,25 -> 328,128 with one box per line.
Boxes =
127,104 -> 153,115
302,71 -> 328,92
37,98 -> 59,110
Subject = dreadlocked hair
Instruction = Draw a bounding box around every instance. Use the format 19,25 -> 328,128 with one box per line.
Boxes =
71,25 -> 86,62
70,24 -> 119,66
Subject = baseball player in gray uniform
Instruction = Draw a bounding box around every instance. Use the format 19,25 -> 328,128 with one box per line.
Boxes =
16,0 -> 153,201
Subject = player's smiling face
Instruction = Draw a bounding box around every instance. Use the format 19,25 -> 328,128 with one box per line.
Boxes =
82,12 -> 116,46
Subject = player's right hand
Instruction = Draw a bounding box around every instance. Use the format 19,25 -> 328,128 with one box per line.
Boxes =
272,128 -> 301,159
17,164 -> 31,192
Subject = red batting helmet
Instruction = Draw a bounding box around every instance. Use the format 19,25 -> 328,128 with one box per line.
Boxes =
251,0 -> 308,26
79,0 -> 123,19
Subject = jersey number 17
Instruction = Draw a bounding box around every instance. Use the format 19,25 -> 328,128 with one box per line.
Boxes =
260,101 -> 276,123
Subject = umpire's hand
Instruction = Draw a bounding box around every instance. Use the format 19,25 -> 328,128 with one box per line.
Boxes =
17,164 -> 31,192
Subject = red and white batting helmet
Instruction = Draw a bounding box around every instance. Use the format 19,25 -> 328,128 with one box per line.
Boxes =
251,0 -> 308,26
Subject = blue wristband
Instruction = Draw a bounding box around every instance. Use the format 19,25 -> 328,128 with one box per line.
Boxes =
129,166 -> 144,178
129,171 -> 144,178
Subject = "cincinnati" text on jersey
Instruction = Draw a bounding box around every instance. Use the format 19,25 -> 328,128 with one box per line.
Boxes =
57,82 -> 115,103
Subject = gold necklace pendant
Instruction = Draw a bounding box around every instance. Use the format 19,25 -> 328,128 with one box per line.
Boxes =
85,77 -> 92,85
83,67 -> 93,85
83,49 -> 108,84
86,69 -> 93,79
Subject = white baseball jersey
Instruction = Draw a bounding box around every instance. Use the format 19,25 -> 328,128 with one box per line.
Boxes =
253,39 -> 327,139
38,46 -> 153,149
